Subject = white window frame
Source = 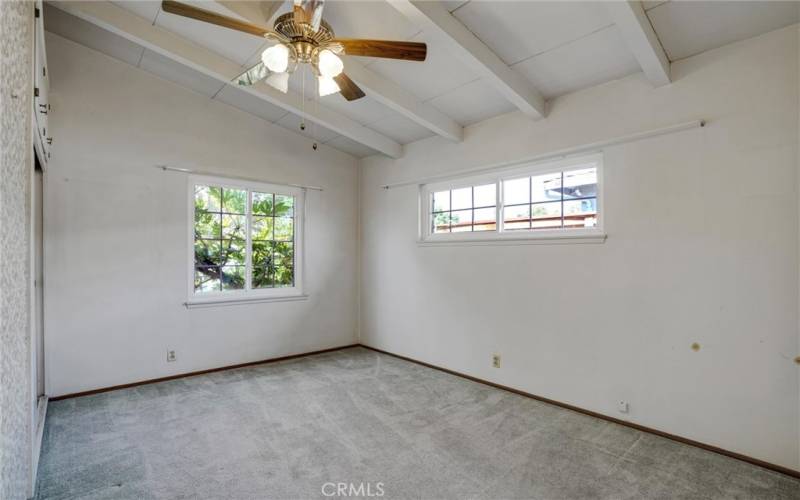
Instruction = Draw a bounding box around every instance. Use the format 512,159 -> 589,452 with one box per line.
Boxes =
419,154 -> 605,245
186,175 -> 306,307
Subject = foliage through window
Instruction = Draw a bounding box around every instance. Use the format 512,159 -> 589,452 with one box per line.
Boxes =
432,183 -> 496,233
191,177 -> 302,298
423,157 -> 601,241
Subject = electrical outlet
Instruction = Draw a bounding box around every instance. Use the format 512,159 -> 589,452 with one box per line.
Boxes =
492,354 -> 501,368
617,401 -> 629,414
167,350 -> 177,362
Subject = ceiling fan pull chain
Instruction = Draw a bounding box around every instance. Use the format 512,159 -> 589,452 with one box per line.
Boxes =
164,1 -> 427,105
313,90 -> 318,151
300,65 -> 306,131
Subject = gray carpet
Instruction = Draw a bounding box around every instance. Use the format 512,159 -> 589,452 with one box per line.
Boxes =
36,347 -> 799,499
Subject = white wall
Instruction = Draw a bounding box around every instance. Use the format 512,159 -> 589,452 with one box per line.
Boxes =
44,34 -> 359,397
360,25 -> 800,470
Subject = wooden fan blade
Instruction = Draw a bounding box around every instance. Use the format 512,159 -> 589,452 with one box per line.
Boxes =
161,1 -> 269,37
334,73 -> 366,101
293,0 -> 325,31
334,39 -> 427,61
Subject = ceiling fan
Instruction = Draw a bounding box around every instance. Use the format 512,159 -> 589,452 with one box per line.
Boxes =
161,0 -> 427,101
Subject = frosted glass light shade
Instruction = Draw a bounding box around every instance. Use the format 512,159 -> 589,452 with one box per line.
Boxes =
318,76 -> 340,97
317,49 -> 343,77
266,72 -> 290,93
262,44 -> 289,73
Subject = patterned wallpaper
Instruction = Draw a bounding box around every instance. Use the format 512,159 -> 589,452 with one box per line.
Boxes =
0,1 -> 33,499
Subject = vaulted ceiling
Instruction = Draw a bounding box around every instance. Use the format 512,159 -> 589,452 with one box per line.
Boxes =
45,0 -> 799,158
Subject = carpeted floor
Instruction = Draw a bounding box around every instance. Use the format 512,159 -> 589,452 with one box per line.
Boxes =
36,347 -> 799,499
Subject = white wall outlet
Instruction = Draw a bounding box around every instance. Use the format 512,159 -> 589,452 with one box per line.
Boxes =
492,354 -> 501,368
167,350 -> 177,362
617,401 -> 629,414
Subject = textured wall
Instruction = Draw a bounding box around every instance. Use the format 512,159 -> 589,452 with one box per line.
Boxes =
361,25 -> 799,469
0,1 -> 33,499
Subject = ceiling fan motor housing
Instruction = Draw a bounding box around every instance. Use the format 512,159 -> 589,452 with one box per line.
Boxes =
273,13 -> 338,65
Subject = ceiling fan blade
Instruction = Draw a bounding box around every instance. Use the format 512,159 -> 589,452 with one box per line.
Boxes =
161,1 -> 269,37
333,39 -> 427,61
234,62 -> 269,86
334,73 -> 366,101
293,0 -> 325,31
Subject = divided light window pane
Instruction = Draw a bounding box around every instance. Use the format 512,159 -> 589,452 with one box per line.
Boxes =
251,191 -> 295,290
193,184 -> 296,295
194,185 -> 246,292
431,183 -> 497,233
563,167 -> 598,229
426,162 -> 599,239
502,166 -> 598,232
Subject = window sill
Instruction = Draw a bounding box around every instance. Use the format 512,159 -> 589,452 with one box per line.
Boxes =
185,294 -> 309,309
417,232 -> 607,247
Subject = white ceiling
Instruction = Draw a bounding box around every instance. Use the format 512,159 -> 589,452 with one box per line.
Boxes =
154,2 -> 269,65
451,1 -> 614,66
644,0 -> 800,61
45,0 -> 799,158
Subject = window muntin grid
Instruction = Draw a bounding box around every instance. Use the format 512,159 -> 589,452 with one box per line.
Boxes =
423,159 -> 601,241
502,168 -> 597,231
193,185 -> 247,293
251,192 -> 295,289
431,183 -> 497,233
193,183 -> 297,296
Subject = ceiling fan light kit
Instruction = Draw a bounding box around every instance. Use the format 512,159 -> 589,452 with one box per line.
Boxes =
160,0 -> 426,151
317,49 -> 343,78
266,72 -> 290,93
261,43 -> 290,73
161,0 -> 427,102
317,75 -> 340,97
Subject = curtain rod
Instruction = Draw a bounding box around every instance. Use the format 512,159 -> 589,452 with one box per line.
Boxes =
155,165 -> 324,192
381,119 -> 706,190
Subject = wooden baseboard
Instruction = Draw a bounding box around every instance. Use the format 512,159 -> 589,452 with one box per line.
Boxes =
49,344 -> 359,401
47,342 -> 800,479
358,344 -> 800,480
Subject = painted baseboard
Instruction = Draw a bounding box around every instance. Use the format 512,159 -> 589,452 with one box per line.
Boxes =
45,343 -> 800,479
49,344 -> 359,401
358,344 -> 800,480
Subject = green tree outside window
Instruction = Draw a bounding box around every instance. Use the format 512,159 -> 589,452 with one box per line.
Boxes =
194,185 -> 295,293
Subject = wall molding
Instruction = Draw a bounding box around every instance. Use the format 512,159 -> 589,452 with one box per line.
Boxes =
49,344 -> 359,401
358,344 -> 800,480
48,343 -> 800,480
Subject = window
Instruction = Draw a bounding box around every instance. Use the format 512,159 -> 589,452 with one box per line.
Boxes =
431,183 -> 497,233
421,156 -> 603,243
503,167 -> 598,231
189,176 -> 303,303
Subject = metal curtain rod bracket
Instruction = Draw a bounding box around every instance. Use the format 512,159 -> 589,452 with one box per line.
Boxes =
155,165 -> 324,192
381,119 -> 706,190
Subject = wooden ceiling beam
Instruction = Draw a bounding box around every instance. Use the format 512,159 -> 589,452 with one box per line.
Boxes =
605,1 -> 671,87
387,0 -> 546,120
216,1 -> 463,143
50,1 -> 402,158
